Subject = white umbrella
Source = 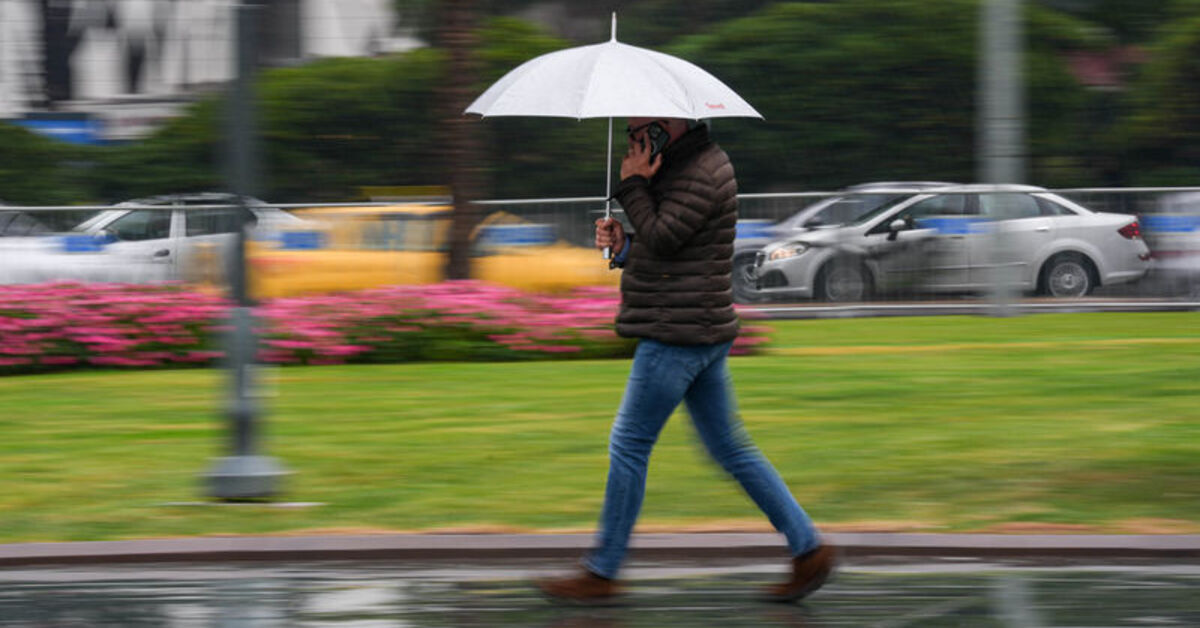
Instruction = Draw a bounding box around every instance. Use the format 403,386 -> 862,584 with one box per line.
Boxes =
465,14 -> 762,255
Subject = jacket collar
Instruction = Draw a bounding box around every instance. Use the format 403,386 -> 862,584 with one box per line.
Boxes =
660,124 -> 711,167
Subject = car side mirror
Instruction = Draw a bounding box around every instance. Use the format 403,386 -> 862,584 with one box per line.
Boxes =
887,218 -> 907,241
97,228 -> 118,243
802,218 -> 823,229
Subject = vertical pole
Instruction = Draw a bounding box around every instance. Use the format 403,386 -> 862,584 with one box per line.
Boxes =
978,0 -> 1025,184
979,0 -> 1025,316
601,12 -> 617,260
603,116 -> 614,259
206,1 -> 286,500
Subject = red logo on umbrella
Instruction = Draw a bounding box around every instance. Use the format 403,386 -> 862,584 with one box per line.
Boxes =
705,102 -> 726,109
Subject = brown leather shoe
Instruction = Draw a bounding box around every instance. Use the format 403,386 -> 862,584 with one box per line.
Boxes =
537,569 -> 622,605
764,543 -> 837,603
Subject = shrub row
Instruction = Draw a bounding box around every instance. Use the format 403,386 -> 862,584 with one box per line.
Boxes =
0,282 -> 770,375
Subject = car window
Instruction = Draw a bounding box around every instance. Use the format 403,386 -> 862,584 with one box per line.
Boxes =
1036,197 -> 1077,216
784,194 -> 902,230
867,194 -> 969,235
821,194 -> 901,225
980,193 -> 1040,220
360,217 -> 409,250
107,210 -> 172,241
849,194 -> 922,226
894,194 -> 969,223
7,212 -> 47,235
186,208 -> 255,236
906,194 -> 968,218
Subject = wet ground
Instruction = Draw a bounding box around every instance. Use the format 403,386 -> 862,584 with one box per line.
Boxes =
2,557 -> 1198,627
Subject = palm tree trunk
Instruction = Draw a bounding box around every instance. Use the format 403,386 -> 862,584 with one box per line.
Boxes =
436,0 -> 486,280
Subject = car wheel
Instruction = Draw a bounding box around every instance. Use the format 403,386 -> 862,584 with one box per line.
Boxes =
816,258 -> 871,302
1040,253 -> 1095,298
732,254 -> 764,303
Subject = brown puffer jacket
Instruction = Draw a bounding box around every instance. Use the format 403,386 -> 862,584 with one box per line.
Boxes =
611,125 -> 739,345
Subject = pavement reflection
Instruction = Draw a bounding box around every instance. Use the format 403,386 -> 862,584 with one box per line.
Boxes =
2,559 -> 1198,627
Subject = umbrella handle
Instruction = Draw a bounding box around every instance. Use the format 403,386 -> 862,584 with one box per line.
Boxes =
603,116 -> 614,261
601,212 -> 612,260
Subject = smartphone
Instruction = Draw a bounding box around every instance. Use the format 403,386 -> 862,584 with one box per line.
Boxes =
644,122 -> 670,160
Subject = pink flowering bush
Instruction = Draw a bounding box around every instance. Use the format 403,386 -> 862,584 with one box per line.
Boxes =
0,282 -> 771,375
257,282 -> 636,365
0,282 -> 226,374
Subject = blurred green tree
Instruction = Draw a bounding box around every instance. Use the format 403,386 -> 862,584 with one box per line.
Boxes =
9,1 -> 1183,205
0,123 -> 95,205
85,17 -> 607,203
90,100 -> 222,202
606,0 -> 776,47
259,50 -> 444,201
1118,14 -> 1200,185
667,0 -> 1106,190
92,50 -> 445,203
1040,0 -> 1173,43
473,18 -> 612,199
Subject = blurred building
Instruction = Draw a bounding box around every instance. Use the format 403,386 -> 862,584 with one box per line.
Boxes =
0,0 -> 421,144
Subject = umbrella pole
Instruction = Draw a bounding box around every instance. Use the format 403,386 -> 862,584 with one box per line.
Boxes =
603,13 -> 617,256
603,116 -> 613,259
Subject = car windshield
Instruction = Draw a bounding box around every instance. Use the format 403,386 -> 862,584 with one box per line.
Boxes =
847,194 -> 922,226
779,193 -> 906,230
73,210 -> 119,232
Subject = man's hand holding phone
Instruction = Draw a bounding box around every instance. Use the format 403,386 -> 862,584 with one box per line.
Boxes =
621,130 -> 664,181
595,218 -> 625,255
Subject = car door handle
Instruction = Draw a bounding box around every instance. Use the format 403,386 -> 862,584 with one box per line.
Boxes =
1036,227 -> 1050,232
153,249 -> 170,258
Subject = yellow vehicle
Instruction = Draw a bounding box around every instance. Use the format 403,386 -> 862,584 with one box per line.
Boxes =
247,203 -> 619,298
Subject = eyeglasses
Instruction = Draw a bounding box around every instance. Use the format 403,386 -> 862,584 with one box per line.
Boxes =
626,121 -> 668,139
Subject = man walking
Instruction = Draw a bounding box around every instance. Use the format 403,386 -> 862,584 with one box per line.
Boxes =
538,118 -> 835,603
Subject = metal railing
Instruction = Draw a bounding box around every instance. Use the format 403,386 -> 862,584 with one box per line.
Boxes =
3,186 -> 1199,312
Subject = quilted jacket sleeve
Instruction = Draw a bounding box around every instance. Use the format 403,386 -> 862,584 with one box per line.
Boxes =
614,169 -> 717,258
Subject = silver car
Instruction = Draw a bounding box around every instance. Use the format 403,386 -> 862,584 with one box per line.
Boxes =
750,184 -> 1152,301
733,181 -> 954,302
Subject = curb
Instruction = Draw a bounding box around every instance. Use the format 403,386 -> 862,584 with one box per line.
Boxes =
746,300 -> 1200,320
2,533 -> 1199,567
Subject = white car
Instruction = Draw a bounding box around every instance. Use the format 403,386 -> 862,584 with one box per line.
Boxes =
0,194 -> 305,285
750,184 -> 1152,301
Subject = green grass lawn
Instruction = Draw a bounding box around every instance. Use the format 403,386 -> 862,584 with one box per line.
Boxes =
1,312 -> 1197,543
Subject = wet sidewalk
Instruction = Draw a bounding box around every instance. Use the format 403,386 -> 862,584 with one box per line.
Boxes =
2,533 -> 1199,626
3,557 -> 1199,627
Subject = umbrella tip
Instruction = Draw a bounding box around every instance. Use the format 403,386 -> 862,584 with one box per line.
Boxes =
610,12 -> 617,41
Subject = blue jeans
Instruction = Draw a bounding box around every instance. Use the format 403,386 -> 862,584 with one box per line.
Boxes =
582,339 -> 820,579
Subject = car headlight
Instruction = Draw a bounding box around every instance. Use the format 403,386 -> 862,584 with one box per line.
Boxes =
768,243 -> 808,261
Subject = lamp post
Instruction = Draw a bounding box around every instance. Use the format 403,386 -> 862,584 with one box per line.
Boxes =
978,0 -> 1026,185
205,0 -> 287,500
979,0 -> 1026,315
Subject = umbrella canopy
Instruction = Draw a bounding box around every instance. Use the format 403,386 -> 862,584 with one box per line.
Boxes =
465,14 -> 761,258
465,16 -> 761,120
